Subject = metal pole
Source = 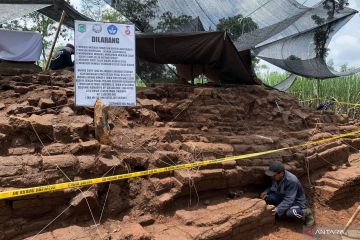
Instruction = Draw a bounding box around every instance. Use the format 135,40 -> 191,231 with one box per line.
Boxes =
45,10 -> 66,70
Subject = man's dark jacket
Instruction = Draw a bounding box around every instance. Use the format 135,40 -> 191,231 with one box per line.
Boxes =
50,47 -> 74,70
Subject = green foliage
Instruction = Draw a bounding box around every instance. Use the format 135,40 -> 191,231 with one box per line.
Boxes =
216,14 -> 258,69
156,12 -> 193,32
216,14 -> 258,41
261,70 -> 360,118
323,0 -> 349,19
111,0 -> 158,32
102,8 -> 126,22
287,55 -> 302,61
287,55 -> 299,61
81,0 -> 106,21
136,60 -> 177,83
81,0 -> 125,22
311,0 -> 349,59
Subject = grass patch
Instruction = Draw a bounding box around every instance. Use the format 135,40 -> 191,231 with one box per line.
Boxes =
261,71 -> 360,118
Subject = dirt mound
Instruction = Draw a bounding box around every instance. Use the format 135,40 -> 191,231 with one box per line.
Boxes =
0,70 -> 360,240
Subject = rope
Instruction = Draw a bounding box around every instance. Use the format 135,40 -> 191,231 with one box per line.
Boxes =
193,0 -> 218,28
301,0 -> 311,6
243,0 -> 274,20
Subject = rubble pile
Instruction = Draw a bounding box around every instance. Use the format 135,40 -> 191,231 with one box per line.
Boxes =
0,70 -> 360,239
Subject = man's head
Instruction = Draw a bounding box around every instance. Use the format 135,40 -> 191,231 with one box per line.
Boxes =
65,43 -> 75,54
265,161 -> 285,181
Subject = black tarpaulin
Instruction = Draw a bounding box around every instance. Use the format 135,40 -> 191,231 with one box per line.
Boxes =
0,0 -> 92,28
136,31 -> 258,85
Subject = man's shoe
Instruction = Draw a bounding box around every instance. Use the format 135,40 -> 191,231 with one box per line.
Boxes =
303,208 -> 315,226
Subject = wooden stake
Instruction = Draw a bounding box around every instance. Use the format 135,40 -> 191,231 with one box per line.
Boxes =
45,10 -> 66,70
342,204 -> 360,235
94,99 -> 111,145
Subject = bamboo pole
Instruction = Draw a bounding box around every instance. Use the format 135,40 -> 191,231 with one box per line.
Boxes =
317,78 -> 320,106
45,10 -> 66,70
342,204 -> 360,235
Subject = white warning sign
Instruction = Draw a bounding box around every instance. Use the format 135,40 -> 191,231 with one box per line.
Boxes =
74,21 -> 136,106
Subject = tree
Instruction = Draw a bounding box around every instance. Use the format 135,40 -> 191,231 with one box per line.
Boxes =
102,8 -> 126,22
327,58 -> 335,70
312,0 -> 349,58
323,0 -> 349,19
216,15 -> 259,69
110,0 -> 158,32
287,55 -> 302,61
340,63 -> 349,72
216,14 -> 258,41
80,0 -> 126,22
156,12 -> 193,32
81,0 -> 107,21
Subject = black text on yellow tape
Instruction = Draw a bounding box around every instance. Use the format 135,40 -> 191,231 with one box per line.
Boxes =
1,129 -> 360,200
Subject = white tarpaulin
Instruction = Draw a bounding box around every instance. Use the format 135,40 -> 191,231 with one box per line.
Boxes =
74,21 -> 136,107
0,29 -> 43,61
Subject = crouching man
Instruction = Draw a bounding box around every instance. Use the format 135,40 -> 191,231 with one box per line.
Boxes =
260,161 -> 314,226
50,43 -> 75,70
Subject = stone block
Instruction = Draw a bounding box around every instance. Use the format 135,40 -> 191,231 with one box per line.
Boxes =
174,170 -> 202,184
59,106 -> 75,116
53,124 -> 73,143
41,143 -> 69,155
70,191 -> 98,214
79,140 -> 100,153
38,98 -> 55,109
181,142 -> 233,154
28,114 -> 55,133
110,223 -> 151,240
6,104 -> 35,115
42,154 -> 78,170
96,155 -> 122,171
78,155 -> 96,172
153,151 -> 179,167
8,146 -> 35,155
200,169 -> 224,180
0,120 -> 12,135
51,90 -> 68,105
106,184 -> 129,214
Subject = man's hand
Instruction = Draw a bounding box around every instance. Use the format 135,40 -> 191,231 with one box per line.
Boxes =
266,204 -> 276,215
260,191 -> 268,200
271,207 -> 277,216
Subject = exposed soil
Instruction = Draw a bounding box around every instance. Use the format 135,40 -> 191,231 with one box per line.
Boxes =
0,69 -> 359,240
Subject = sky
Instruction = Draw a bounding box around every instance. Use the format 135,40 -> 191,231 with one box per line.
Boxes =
70,0 -> 359,72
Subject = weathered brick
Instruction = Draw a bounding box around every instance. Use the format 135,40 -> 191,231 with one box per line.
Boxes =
42,154 -> 78,170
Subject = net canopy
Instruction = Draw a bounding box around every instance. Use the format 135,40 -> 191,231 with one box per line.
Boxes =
107,0 -> 359,79
0,4 -> 50,24
0,0 -> 92,28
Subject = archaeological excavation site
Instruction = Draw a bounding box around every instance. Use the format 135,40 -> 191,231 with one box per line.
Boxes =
0,67 -> 359,240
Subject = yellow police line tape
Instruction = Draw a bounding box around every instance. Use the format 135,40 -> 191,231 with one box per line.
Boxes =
336,101 -> 360,107
300,98 -> 360,107
1,129 -> 360,200
299,98 -> 320,103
